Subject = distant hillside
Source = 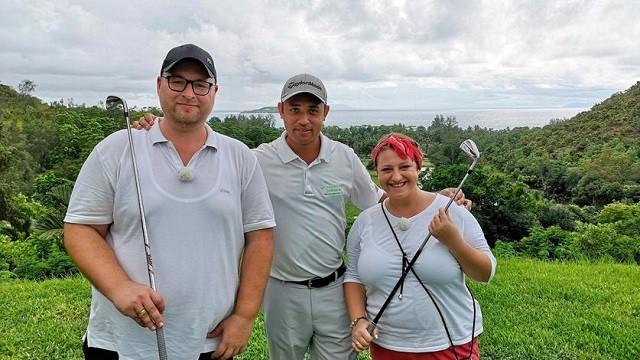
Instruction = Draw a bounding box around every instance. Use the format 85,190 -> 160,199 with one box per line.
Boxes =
537,81 -> 640,156
469,81 -> 640,204
478,81 -> 640,162
242,106 -> 277,113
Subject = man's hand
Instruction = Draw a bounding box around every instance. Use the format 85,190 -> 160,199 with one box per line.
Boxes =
207,313 -> 254,359
131,113 -> 157,129
109,280 -> 165,331
439,188 -> 472,209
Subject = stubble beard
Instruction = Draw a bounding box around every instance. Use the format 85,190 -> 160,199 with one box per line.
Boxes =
166,104 -> 207,129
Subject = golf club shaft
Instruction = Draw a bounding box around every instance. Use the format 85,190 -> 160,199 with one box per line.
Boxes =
367,159 -> 477,335
125,118 -> 168,360
109,96 -> 168,360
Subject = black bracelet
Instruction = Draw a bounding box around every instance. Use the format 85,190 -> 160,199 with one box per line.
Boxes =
350,316 -> 367,328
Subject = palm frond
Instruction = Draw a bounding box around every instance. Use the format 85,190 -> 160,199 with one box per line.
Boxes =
32,212 -> 64,234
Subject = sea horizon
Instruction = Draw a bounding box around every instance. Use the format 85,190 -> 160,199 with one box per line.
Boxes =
212,107 -> 589,130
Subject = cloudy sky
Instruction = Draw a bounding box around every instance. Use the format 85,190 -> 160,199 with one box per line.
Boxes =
1,0 -> 639,111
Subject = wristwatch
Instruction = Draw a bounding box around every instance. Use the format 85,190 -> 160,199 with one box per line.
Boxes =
350,316 -> 367,328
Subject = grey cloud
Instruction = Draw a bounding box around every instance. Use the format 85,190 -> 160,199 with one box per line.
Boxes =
0,0 -> 638,111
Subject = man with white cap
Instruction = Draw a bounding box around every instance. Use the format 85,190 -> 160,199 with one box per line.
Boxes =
253,73 -> 383,359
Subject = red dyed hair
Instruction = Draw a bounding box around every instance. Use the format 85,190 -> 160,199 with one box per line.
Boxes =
371,133 -> 424,169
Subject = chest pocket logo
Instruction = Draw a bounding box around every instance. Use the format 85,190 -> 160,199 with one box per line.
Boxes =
320,184 -> 344,198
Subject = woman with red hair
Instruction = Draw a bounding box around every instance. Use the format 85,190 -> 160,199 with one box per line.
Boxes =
344,133 -> 496,360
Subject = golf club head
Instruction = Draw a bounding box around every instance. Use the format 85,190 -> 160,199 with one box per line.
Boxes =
460,139 -> 480,160
106,95 -> 131,127
106,95 -> 129,113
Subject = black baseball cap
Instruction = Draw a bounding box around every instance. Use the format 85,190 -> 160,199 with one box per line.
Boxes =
160,44 -> 217,82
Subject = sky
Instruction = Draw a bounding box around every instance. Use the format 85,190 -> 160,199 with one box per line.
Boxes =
1,0 -> 639,111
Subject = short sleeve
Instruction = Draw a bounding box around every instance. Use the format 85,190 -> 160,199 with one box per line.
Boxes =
240,149 -> 276,233
344,216 -> 364,284
455,205 -> 497,282
348,149 -> 383,210
64,146 -> 115,225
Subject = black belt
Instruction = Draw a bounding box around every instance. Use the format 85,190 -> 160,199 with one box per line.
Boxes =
289,264 -> 346,288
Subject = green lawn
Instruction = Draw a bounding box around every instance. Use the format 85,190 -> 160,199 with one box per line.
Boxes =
1,258 -> 639,359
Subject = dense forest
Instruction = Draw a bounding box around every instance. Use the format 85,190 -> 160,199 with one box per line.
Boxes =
1,80 -> 639,280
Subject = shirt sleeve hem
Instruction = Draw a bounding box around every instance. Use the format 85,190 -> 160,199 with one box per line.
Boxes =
243,220 -> 276,233
64,215 -> 113,225
485,255 -> 497,283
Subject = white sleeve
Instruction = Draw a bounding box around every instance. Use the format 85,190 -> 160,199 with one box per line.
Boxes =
344,216 -> 364,284
64,146 -> 115,225
240,149 -> 276,233
348,149 -> 383,210
456,206 -> 497,282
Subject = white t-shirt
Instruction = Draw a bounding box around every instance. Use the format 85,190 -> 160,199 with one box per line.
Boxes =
344,194 -> 496,353
253,132 -> 383,281
65,123 -> 275,359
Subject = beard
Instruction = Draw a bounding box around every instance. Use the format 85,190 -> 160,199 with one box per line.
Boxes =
172,105 -> 203,125
160,99 -> 211,127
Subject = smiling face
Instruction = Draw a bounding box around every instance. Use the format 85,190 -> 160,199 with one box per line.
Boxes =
376,148 -> 420,200
157,60 -> 217,127
278,93 -> 329,150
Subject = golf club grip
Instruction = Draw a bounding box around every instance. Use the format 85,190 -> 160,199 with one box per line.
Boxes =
156,327 -> 168,360
367,321 -> 377,335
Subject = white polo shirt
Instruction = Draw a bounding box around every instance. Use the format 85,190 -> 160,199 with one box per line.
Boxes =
65,122 -> 275,360
345,194 -> 497,352
254,131 -> 383,281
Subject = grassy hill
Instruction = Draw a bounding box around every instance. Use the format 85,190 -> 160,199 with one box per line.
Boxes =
1,257 -> 638,359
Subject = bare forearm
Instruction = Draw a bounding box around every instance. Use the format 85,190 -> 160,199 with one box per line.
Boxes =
344,282 -> 367,319
64,223 -> 166,329
447,236 -> 493,282
234,228 -> 273,320
64,223 -> 130,298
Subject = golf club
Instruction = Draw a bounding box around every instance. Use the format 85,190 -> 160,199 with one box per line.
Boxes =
106,96 -> 168,360
367,139 -> 481,335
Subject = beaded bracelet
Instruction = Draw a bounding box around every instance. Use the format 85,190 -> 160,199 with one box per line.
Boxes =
350,316 -> 367,329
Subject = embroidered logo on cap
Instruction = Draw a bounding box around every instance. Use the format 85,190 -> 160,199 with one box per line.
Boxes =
287,81 -> 322,91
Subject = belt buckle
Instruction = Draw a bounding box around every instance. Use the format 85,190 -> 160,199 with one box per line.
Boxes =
307,279 -> 313,288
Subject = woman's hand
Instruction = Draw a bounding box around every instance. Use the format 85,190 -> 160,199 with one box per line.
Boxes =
351,318 -> 378,352
428,208 -> 464,248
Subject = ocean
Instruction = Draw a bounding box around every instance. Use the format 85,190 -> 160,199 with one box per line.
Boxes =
213,108 -> 588,130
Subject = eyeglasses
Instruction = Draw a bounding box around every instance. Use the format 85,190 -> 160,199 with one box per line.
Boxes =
162,75 -> 215,96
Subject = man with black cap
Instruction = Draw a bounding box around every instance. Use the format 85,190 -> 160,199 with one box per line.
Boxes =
64,43 -> 275,360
